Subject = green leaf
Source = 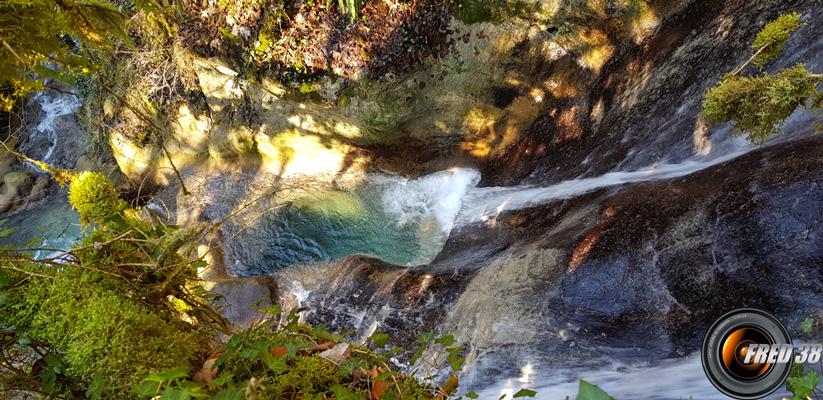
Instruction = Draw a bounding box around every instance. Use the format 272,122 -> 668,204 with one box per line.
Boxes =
466,391 -> 479,399
160,386 -> 190,400
210,372 -> 234,388
369,331 -> 390,348
259,304 -> 282,315
331,384 -> 362,400
577,380 -> 615,400
17,332 -> 31,347
214,386 -> 245,400
448,354 -> 465,372
39,354 -> 66,393
144,368 -> 188,383
435,335 -> 456,347
240,348 -> 260,359
513,389 -> 537,398
417,331 -> 435,345
261,351 -> 288,374
85,374 -> 106,399
340,359 -> 361,375
800,317 -> 814,334
285,342 -> 303,358
132,380 -> 160,397
787,370 -> 819,400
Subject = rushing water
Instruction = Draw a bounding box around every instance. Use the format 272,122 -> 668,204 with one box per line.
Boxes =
470,353 -> 794,400
25,91 -> 82,165
455,136 -> 752,227
1,91 -> 83,257
6,90 -> 793,399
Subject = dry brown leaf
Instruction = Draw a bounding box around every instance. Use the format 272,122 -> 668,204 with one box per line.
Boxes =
192,353 -> 220,384
372,379 -> 387,400
270,346 -> 287,357
301,341 -> 335,355
436,374 -> 459,400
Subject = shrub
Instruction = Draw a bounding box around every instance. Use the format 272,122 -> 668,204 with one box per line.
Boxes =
9,270 -> 199,395
702,12 -> 821,143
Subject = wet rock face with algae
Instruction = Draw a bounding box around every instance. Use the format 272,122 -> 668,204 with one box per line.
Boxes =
197,0 -> 823,385
96,0 -> 823,391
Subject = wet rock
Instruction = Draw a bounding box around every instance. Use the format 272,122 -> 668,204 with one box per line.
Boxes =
279,136 -> 823,384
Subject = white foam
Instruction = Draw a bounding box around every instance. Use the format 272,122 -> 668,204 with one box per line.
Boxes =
380,168 -> 481,233
29,91 -> 82,163
456,147 -> 754,226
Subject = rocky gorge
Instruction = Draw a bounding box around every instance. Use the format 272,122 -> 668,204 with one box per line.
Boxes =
2,0 -> 823,398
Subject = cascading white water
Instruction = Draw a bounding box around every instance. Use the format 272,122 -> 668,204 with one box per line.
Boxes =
0,91 -> 83,257
455,136 -> 753,227
24,91 -> 82,164
376,168 -> 481,264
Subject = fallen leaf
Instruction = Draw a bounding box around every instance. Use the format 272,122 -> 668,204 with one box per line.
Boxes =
301,341 -> 335,355
372,379 -> 387,400
270,346 -> 287,357
192,353 -> 221,384
436,374 -> 459,400
318,342 -> 350,364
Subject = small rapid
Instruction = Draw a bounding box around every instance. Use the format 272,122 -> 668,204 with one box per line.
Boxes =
456,136 -> 753,227
25,91 -> 82,164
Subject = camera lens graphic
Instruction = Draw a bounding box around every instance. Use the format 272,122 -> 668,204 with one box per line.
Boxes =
720,327 -> 772,380
702,309 -> 793,400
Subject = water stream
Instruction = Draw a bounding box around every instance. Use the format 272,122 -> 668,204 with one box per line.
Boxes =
456,136 -> 752,227
24,91 -> 82,165
6,90 -> 785,399
472,353 -> 792,400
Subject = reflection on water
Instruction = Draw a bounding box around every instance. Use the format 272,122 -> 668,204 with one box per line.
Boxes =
0,193 -> 81,257
222,168 -> 481,275
472,354 -> 794,400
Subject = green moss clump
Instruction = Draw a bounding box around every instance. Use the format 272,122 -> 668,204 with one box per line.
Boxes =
68,171 -> 128,225
702,64 -> 818,143
752,12 -> 804,68
4,266 -> 199,396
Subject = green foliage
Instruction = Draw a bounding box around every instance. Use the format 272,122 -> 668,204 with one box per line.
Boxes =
751,12 -> 803,68
369,331 -> 391,348
8,272 -> 199,393
577,380 -> 615,400
800,317 -> 814,334
138,316 -> 440,399
787,364 -> 820,400
0,172 -> 224,397
513,388 -> 537,397
0,0 -> 129,110
702,64 -> 819,143
68,171 -> 128,225
702,12 -> 822,143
